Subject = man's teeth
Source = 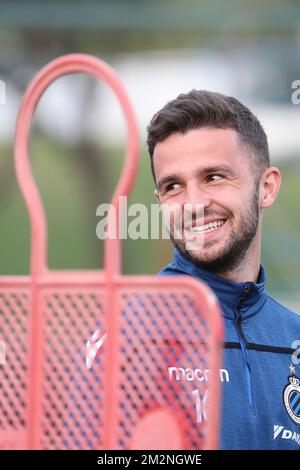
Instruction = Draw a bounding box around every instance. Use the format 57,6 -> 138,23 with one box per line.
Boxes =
190,219 -> 225,233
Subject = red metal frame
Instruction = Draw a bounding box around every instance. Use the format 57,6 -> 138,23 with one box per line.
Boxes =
0,54 -> 223,450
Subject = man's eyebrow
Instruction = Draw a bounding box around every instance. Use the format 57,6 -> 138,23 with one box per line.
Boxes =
198,165 -> 236,176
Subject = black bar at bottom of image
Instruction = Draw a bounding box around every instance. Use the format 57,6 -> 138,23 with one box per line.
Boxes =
0,450 -> 299,465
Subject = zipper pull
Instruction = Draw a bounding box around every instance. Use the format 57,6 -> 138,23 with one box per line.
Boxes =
238,283 -> 253,306
244,283 -> 251,294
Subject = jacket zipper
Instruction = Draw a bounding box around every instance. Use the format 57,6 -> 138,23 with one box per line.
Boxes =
234,283 -> 255,412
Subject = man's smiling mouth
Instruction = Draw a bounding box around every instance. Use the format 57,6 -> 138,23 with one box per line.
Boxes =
188,219 -> 226,234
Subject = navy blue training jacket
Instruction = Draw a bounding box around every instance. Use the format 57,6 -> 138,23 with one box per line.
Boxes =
159,249 -> 300,450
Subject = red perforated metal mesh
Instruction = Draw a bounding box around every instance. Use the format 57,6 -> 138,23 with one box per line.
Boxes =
41,288 -> 106,450
0,285 -> 30,449
0,277 -> 222,450
116,288 -> 211,449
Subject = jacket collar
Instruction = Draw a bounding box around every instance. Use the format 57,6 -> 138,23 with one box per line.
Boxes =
159,249 -> 267,320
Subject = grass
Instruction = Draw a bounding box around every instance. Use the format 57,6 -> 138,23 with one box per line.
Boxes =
0,138 -> 299,302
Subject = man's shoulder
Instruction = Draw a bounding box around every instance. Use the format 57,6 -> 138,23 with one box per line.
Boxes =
158,263 -> 182,277
266,294 -> 300,323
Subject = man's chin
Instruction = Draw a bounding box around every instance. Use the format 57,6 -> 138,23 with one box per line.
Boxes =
183,251 -> 222,268
174,241 -> 234,274
175,242 -> 219,264
181,239 -> 224,262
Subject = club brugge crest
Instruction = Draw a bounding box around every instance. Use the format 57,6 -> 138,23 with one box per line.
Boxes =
283,375 -> 300,425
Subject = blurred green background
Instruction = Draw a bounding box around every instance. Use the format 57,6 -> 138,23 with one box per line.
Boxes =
0,0 -> 299,310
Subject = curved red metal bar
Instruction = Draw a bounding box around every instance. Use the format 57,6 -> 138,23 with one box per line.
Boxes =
14,53 -> 139,278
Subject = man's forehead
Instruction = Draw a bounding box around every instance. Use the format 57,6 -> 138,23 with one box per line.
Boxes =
154,127 -> 240,154
153,127 -> 243,177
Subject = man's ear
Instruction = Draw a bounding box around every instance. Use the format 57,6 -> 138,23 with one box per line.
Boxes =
260,167 -> 281,209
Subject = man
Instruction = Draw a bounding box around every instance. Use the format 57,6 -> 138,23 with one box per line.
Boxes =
147,90 -> 300,449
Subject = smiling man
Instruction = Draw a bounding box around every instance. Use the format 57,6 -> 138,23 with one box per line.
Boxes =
147,90 -> 300,450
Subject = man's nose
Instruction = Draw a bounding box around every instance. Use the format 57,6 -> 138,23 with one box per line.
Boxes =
184,184 -> 212,210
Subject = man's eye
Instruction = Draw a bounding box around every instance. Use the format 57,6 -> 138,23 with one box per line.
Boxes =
166,183 -> 181,192
208,174 -> 223,182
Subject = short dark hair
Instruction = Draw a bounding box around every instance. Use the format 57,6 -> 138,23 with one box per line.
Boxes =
147,89 -> 270,182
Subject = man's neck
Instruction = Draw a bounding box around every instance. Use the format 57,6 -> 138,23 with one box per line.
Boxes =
216,263 -> 260,283
214,243 -> 261,283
